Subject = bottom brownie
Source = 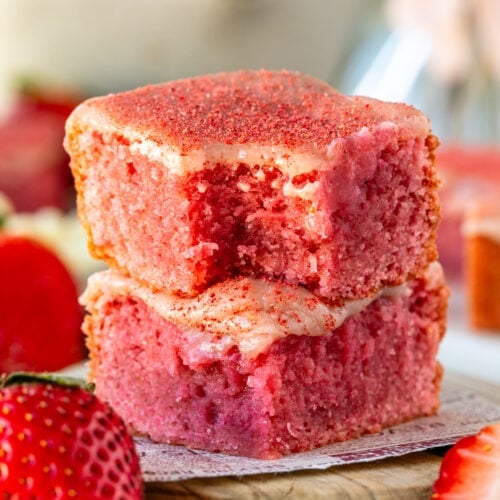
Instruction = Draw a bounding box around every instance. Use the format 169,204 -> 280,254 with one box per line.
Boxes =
82,263 -> 448,459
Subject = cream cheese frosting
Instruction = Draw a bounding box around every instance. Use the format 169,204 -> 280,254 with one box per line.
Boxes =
82,262 -> 443,359
65,70 -> 430,186
68,115 -> 427,181
68,114 -> 428,206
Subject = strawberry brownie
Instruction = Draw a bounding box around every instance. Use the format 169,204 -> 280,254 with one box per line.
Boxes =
463,198 -> 500,330
82,262 -> 447,459
65,70 -> 440,304
436,145 -> 500,282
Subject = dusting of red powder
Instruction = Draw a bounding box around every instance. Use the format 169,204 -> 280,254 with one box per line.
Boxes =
80,70 -> 422,154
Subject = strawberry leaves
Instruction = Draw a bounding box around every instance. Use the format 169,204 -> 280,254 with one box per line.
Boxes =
0,372 -> 94,392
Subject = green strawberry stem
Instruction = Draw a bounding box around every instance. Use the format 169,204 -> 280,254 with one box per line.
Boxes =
0,372 -> 94,392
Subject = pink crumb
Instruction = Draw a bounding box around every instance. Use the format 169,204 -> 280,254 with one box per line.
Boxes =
85,271 -> 448,459
66,70 -> 440,302
73,125 -> 439,303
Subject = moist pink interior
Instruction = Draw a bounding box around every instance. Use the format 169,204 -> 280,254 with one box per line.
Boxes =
79,126 -> 438,302
88,275 -> 445,459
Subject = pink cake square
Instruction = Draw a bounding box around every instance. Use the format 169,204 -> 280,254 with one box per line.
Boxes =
436,145 -> 500,281
82,263 -> 448,459
65,70 -> 440,304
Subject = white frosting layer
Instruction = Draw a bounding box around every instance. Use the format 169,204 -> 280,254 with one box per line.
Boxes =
81,270 -> 428,359
129,140 -> 330,180
68,105 -> 429,197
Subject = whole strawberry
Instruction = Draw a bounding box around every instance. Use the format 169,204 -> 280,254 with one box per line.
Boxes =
0,374 -> 143,498
432,423 -> 500,499
0,235 -> 83,373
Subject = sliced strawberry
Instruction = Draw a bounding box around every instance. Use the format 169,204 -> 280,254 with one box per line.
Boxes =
0,373 -> 143,497
432,423 -> 500,499
0,235 -> 84,372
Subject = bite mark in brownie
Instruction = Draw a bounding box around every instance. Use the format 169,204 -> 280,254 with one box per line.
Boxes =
65,70 -> 440,302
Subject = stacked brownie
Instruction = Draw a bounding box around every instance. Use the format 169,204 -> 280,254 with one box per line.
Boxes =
65,70 -> 448,459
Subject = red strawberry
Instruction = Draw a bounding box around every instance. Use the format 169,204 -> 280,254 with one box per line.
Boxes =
0,373 -> 143,498
0,235 -> 84,373
13,80 -> 81,120
0,82 -> 81,213
432,423 -> 500,499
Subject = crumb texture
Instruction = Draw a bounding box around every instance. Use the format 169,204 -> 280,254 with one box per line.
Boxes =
69,123 -> 439,301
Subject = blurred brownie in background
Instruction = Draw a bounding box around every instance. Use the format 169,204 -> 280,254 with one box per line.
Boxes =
437,145 -> 500,282
464,197 -> 500,331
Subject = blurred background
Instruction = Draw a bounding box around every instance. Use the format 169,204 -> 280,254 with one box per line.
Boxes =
0,0 -> 498,379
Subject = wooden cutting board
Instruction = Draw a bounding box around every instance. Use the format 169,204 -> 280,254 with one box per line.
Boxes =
145,372 -> 500,499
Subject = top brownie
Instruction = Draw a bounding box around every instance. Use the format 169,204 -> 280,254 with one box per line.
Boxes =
65,70 -> 440,303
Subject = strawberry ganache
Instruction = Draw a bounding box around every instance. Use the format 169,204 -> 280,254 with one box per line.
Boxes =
65,70 -> 440,303
82,263 -> 448,459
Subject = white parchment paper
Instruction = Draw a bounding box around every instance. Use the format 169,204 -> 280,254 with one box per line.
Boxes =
135,380 -> 500,482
